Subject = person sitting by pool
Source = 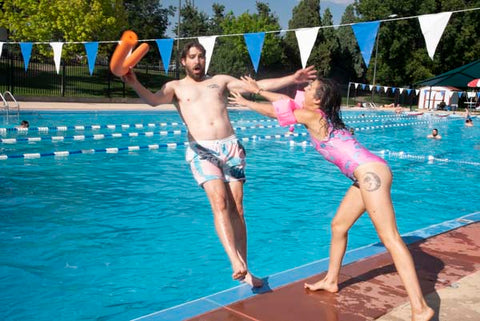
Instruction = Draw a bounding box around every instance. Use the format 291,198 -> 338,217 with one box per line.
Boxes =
229,76 -> 434,321
427,128 -> 442,139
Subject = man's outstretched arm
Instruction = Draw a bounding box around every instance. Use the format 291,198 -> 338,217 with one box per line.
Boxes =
122,69 -> 175,106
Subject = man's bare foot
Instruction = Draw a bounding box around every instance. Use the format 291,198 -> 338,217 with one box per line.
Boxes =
304,278 -> 339,293
231,260 -> 247,281
412,306 -> 434,321
232,269 -> 247,281
242,272 -> 264,288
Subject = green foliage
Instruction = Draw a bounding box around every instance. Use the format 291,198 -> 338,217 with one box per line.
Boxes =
124,0 -> 174,40
335,5 -> 364,81
208,2 -> 284,76
0,0 -> 128,58
283,0 -> 323,72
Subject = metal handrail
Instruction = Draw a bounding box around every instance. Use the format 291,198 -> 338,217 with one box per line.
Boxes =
3,91 -> 19,117
0,93 -> 8,117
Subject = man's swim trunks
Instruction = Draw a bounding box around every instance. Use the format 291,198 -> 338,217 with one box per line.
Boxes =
186,135 -> 246,186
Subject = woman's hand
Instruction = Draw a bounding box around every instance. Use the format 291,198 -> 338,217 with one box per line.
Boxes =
228,91 -> 249,106
239,75 -> 262,94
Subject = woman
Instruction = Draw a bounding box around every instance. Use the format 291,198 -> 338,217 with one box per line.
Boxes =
229,76 -> 434,321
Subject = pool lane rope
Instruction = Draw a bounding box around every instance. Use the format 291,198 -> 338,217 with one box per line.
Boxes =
0,123 -> 295,144
0,115 -> 453,144
0,112 -> 457,135
0,132 -> 310,160
378,150 -> 480,167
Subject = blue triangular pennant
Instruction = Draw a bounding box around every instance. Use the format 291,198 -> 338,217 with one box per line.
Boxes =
84,42 -> 98,76
244,32 -> 265,72
407,89 -> 412,95
361,84 -> 366,90
156,39 -> 174,74
376,85 -> 381,92
392,87 -> 397,93
351,21 -> 380,67
20,42 -> 33,72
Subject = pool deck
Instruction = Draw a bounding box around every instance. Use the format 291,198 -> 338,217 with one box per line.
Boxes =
133,213 -> 480,321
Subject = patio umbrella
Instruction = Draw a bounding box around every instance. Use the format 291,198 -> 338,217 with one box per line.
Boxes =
467,78 -> 480,87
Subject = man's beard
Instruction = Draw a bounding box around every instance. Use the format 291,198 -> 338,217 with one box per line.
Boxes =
186,65 -> 205,81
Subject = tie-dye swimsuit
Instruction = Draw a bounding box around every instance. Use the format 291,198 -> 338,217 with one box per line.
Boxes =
310,109 -> 387,181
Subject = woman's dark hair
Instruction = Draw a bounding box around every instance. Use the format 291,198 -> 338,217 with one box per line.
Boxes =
315,78 -> 346,130
180,41 -> 206,60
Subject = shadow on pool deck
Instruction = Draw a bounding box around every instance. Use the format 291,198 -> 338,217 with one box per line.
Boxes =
134,214 -> 480,321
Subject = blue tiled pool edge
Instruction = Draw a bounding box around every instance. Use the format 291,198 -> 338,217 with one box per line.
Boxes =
132,212 -> 480,321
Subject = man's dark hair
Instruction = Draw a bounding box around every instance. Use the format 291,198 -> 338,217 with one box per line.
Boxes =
180,41 -> 206,60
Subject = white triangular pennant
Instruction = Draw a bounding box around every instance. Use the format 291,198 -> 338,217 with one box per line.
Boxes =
384,86 -> 389,93
416,89 -> 420,96
198,36 -> 217,74
295,27 -> 320,68
399,88 -> 404,94
418,12 -> 452,60
50,42 -> 64,74
354,83 -> 359,89
0,42 -> 3,58
369,85 -> 373,91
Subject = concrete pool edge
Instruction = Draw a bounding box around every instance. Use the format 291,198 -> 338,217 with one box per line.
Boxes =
132,211 -> 480,321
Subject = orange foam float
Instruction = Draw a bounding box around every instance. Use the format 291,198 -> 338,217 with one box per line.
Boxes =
110,30 -> 150,77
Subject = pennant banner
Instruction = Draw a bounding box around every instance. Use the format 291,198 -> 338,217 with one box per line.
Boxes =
295,27 -> 319,69
418,12 -> 452,60
155,38 -> 174,74
198,36 -> 217,75
50,42 -> 63,74
0,42 -> 3,58
20,42 -> 33,71
351,20 -> 380,67
244,32 -> 265,72
84,42 -> 99,76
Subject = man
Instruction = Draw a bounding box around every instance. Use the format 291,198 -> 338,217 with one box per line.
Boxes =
427,128 -> 442,139
121,41 -> 316,287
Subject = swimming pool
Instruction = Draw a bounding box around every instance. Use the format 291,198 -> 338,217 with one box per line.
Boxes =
1,109 -> 479,321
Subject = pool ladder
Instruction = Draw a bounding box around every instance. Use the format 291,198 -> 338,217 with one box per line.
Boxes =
0,91 -> 20,122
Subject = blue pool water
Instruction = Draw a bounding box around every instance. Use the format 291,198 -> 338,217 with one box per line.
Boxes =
1,109 -> 479,321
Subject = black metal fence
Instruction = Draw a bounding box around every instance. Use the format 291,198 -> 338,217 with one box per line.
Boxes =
0,50 -> 177,100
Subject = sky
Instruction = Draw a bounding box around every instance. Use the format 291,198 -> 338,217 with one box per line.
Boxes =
160,0 -> 354,36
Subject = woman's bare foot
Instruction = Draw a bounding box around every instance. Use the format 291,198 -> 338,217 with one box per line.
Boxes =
242,272 -> 264,288
304,277 -> 339,293
412,306 -> 434,321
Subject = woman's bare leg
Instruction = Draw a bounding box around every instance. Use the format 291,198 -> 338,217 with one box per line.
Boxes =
305,184 -> 366,292
356,163 -> 433,321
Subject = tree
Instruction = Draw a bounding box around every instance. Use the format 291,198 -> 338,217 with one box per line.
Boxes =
208,1 -> 284,76
124,0 -> 174,40
283,0 -> 326,73
334,4 -> 364,82
0,0 -> 128,58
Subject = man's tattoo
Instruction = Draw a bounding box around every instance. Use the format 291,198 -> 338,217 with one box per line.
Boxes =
207,84 -> 220,89
362,172 -> 381,192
